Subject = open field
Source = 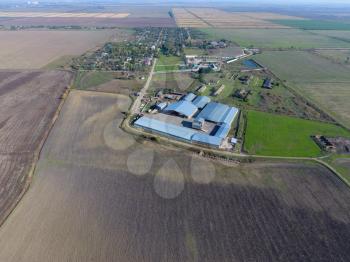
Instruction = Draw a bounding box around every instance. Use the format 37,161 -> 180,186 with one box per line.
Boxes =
272,19 -> 350,30
0,90 -> 349,261
244,111 -> 350,157
0,70 -> 73,225
150,72 -> 197,92
0,12 -> 129,18
199,28 -> 350,48
314,49 -> 350,65
254,51 -> 350,127
73,71 -> 145,95
172,8 -> 293,28
310,30 -> 350,42
255,51 -> 350,82
0,30 -> 130,69
0,17 -> 176,28
155,55 -> 183,72
73,71 -> 115,90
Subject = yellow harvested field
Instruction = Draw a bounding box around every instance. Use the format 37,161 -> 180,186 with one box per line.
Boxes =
172,8 -> 292,28
0,30 -> 129,69
0,12 -> 129,18
239,12 -> 306,20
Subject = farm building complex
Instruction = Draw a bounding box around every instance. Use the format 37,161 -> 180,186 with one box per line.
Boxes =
134,93 -> 239,148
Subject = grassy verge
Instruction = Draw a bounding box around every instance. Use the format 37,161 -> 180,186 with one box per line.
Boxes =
323,154 -> 350,184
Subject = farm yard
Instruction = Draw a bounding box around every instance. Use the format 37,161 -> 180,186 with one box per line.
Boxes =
196,66 -> 331,122
244,111 -> 350,157
0,90 -> 349,261
254,51 -> 350,128
199,28 -> 350,48
0,29 -> 131,69
0,70 -> 73,226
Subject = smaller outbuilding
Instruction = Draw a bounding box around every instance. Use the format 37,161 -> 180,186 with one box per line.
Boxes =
155,102 -> 167,111
230,137 -> 238,145
262,78 -> 272,89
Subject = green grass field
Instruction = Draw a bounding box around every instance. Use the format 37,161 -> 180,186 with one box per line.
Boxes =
73,71 -> 115,89
254,51 -> 350,127
271,19 -> 350,30
155,55 -> 183,72
254,51 -> 350,82
199,28 -> 350,49
184,47 -> 208,56
315,49 -> 350,65
149,72 -> 197,92
310,30 -> 350,42
244,111 -> 350,157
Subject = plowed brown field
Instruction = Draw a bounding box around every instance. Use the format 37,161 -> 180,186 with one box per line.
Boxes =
0,70 -> 73,225
0,90 -> 349,261
0,30 -> 129,69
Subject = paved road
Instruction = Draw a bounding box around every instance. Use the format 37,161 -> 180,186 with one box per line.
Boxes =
130,58 -> 157,114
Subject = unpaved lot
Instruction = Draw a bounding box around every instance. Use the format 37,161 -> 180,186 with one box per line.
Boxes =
0,30 -> 129,69
0,70 -> 73,225
0,90 -> 349,261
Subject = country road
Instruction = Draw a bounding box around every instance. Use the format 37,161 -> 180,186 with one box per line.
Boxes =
130,58 -> 157,114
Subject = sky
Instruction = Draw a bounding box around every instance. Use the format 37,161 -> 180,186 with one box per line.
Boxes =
3,0 -> 350,6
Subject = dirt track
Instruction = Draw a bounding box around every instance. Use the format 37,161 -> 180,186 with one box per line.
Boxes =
0,70 -> 73,226
0,90 -> 349,261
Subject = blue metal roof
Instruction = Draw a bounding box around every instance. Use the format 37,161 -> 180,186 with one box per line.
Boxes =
134,116 -> 223,147
134,117 -> 197,141
221,107 -> 239,125
183,93 -> 196,102
165,100 -> 198,117
191,133 -> 222,147
196,102 -> 238,124
214,123 -> 231,139
196,102 -> 229,122
192,96 -> 211,109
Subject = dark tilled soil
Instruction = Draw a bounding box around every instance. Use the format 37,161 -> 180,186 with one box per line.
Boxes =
0,70 -> 73,225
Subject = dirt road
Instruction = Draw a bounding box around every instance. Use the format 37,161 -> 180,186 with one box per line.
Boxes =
130,58 -> 157,114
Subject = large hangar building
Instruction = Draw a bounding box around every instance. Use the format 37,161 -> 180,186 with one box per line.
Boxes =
134,93 -> 239,148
